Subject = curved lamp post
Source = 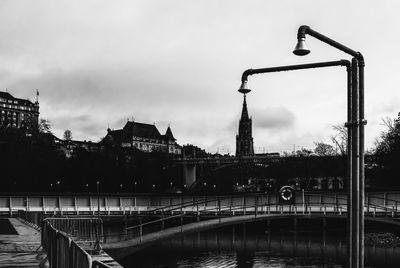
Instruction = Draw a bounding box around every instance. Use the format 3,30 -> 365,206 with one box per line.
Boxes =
293,25 -> 365,268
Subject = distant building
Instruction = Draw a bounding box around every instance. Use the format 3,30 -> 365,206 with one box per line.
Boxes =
101,120 -> 182,155
236,95 -> 254,156
0,90 -> 39,132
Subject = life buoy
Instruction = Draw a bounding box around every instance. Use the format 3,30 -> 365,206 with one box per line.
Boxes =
279,186 -> 294,201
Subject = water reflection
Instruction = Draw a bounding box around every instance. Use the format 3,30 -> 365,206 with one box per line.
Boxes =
115,221 -> 400,268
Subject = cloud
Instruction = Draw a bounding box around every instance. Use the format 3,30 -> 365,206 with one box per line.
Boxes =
252,107 -> 295,130
46,113 -> 105,141
0,1 -> 399,153
375,97 -> 400,115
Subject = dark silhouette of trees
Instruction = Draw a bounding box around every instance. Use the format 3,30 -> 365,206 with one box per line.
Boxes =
0,126 -> 181,193
314,142 -> 336,156
38,118 -> 52,134
373,113 -> 400,188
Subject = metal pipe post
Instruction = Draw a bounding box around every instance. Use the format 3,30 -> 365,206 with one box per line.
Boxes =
346,64 -> 353,267
298,25 -> 360,58
241,60 -> 350,82
351,58 -> 360,268
358,58 -> 365,268
295,25 -> 366,268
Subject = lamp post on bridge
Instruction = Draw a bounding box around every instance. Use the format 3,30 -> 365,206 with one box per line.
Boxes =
293,25 -> 365,268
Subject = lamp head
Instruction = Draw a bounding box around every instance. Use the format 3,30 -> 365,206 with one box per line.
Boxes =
238,81 -> 251,94
293,37 -> 310,56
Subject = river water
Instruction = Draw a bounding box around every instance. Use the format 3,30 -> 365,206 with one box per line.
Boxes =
111,219 -> 400,268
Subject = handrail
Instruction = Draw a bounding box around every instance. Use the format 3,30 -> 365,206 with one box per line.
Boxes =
124,192 -> 399,230
149,193 -> 262,214
102,192 -> 400,244
125,214 -> 181,230
41,219 -> 110,268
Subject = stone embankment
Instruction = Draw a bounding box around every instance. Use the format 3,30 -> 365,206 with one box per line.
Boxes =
365,232 -> 400,247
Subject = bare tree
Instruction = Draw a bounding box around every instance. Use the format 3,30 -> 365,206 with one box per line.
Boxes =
374,114 -> 400,155
63,129 -> 73,141
331,124 -> 347,155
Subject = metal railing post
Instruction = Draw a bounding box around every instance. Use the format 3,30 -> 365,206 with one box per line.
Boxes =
180,205 -> 183,233
255,195 -> 258,218
161,209 -> 165,230
139,217 -> 142,243
218,199 -> 221,223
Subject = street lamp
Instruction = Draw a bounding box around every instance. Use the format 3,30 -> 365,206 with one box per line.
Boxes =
239,59 -> 353,262
293,25 -> 365,268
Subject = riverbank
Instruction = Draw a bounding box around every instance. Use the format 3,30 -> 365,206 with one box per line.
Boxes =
365,232 -> 400,247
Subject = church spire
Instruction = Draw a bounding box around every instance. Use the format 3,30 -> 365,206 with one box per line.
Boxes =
236,93 -> 254,156
240,94 -> 249,120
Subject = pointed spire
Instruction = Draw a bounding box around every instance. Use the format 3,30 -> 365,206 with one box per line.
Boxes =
165,126 -> 175,141
240,94 -> 249,120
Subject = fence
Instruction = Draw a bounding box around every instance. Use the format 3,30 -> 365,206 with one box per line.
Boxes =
3,191 -> 400,215
42,219 -> 111,268
45,217 -> 103,242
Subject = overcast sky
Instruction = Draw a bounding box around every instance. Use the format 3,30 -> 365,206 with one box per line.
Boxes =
1,0 -> 399,153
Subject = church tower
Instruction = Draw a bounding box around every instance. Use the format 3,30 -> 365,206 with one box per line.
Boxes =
236,94 -> 254,156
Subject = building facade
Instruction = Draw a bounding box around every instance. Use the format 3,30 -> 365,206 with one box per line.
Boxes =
101,120 -> 182,155
0,91 -> 39,132
236,95 -> 254,156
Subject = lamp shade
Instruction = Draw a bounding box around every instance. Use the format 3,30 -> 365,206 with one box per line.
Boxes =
238,82 -> 251,94
293,38 -> 310,56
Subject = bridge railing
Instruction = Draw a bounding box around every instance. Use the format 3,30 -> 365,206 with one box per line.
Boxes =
45,217 -> 103,243
136,192 -> 400,216
101,193 -> 346,243
3,191 -> 400,216
42,219 -> 108,268
100,192 -> 400,244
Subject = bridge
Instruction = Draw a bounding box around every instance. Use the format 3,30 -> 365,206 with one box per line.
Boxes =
98,191 -> 400,260
1,190 -> 397,216
16,191 -> 400,262
172,155 -> 376,188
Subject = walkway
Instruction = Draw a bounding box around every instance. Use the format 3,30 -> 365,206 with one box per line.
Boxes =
0,218 -> 46,268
